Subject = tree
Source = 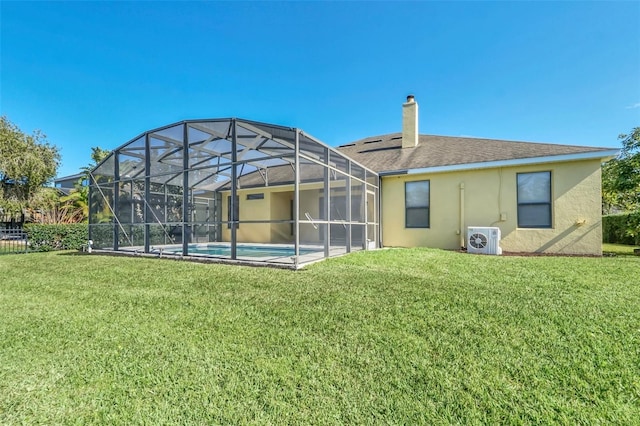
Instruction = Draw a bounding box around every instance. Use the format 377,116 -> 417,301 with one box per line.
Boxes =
58,180 -> 90,222
32,187 -> 85,224
602,127 -> 640,214
0,116 -> 60,217
83,146 -> 111,177
58,146 -> 111,223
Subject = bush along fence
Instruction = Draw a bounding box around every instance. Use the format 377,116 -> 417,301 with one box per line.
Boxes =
24,224 -> 89,252
602,212 -> 640,246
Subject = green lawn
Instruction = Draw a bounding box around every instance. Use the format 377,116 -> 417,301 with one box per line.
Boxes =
1,249 -> 639,424
603,242 -> 640,256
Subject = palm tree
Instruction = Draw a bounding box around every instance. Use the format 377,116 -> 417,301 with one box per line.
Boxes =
55,147 -> 111,223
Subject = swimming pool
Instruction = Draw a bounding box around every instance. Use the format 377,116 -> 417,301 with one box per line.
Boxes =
164,244 -> 318,258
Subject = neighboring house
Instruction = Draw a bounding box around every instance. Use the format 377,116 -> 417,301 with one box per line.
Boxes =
54,173 -> 85,195
338,96 -> 618,255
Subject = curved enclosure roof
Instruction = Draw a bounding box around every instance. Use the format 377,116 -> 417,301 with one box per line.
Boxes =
88,118 -> 380,268
91,118 -> 375,191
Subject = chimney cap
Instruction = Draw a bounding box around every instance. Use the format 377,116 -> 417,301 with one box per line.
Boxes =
406,94 -> 415,102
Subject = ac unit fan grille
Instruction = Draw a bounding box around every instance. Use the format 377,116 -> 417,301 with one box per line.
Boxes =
469,233 -> 488,249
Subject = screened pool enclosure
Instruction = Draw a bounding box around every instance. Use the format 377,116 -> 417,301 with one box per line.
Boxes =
89,119 -> 379,267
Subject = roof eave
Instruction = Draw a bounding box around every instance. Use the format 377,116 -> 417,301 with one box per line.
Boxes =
55,172 -> 85,181
378,149 -> 620,176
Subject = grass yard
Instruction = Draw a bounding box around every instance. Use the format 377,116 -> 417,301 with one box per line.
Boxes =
603,242 -> 640,256
1,249 -> 639,424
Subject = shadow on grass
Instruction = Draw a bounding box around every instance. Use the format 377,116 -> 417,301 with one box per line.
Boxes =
602,243 -> 640,257
48,250 -> 91,257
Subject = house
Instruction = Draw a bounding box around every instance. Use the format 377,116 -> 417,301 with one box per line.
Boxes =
54,172 -> 85,195
337,96 -> 618,255
87,97 -> 617,267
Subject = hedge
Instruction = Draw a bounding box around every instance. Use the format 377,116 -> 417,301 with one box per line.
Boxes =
602,212 -> 640,245
24,224 -> 89,252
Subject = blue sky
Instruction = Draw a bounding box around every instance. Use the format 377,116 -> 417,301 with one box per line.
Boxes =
2,1 -> 639,178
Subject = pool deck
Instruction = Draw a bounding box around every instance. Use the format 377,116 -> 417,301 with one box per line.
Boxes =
92,242 -> 365,269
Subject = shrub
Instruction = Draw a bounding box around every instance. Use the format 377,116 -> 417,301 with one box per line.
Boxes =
24,223 -> 89,252
602,212 -> 640,245
88,224 -> 113,249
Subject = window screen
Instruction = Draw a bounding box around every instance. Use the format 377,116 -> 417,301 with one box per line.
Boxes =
405,180 -> 430,228
517,171 -> 551,228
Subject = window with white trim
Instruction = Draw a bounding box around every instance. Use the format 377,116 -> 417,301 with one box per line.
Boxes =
517,171 -> 552,228
405,180 -> 430,228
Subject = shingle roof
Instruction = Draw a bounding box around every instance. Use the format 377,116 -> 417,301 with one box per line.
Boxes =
337,133 -> 615,173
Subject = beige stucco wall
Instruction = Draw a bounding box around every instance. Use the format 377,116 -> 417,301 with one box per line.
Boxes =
380,159 -> 603,255
219,180 -> 369,245
270,191 -> 292,243
220,185 -> 323,244
221,188 -> 272,243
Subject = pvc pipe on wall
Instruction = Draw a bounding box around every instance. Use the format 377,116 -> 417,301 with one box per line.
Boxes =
459,182 -> 465,249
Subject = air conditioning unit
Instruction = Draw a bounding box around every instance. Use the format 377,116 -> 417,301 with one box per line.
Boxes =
467,227 -> 502,255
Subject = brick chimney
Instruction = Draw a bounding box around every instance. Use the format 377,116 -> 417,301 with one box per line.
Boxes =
402,95 -> 419,148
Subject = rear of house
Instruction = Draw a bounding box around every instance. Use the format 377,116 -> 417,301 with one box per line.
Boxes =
338,96 -> 617,255
87,96 -> 617,265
